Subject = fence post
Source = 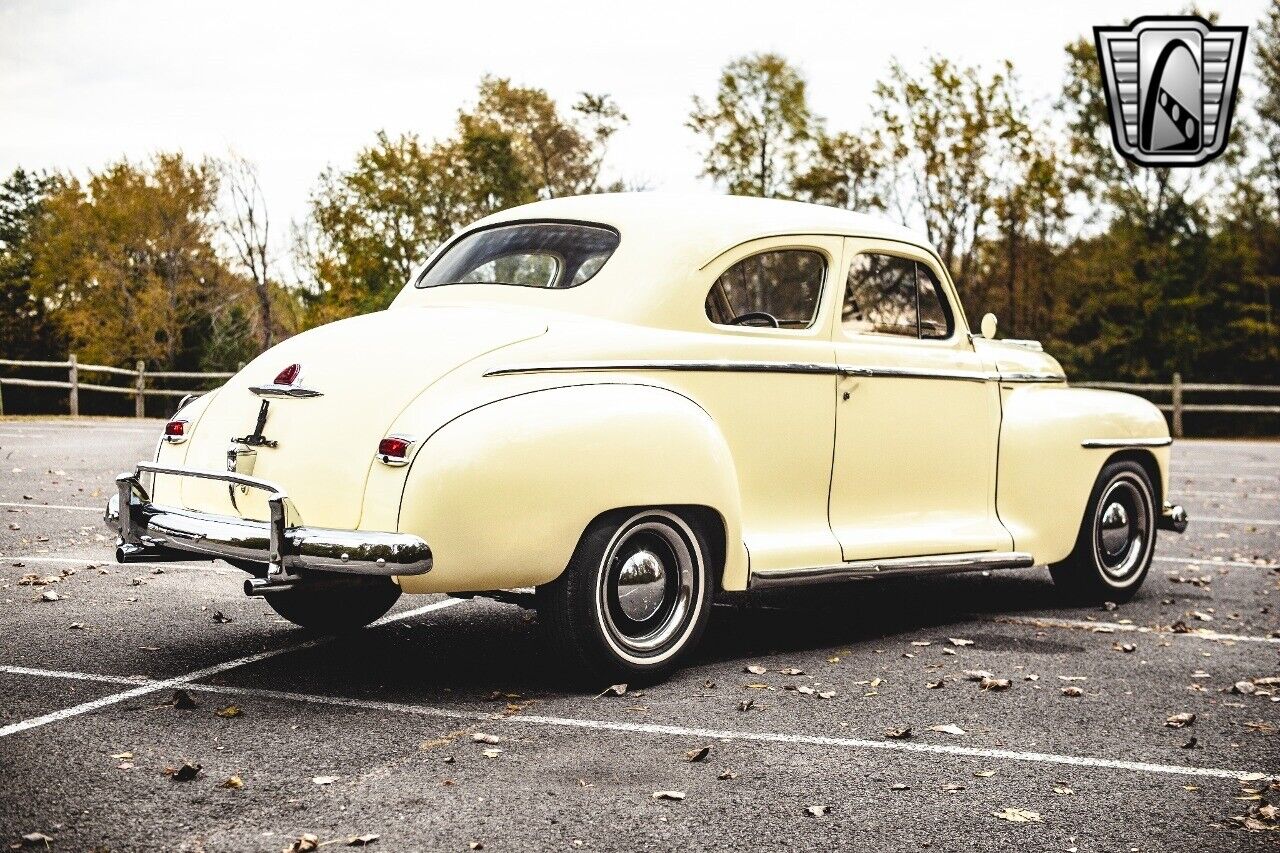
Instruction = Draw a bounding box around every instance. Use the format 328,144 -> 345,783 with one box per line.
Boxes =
0,380 -> 5,416
1171,372 -> 1184,439
135,360 -> 146,418
68,354 -> 79,417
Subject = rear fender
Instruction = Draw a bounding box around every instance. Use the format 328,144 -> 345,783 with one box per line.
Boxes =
393,383 -> 746,594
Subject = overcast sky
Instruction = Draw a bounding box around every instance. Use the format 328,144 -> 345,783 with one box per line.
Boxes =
0,0 -> 1268,249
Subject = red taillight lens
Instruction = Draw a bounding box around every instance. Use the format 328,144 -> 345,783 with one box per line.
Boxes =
165,420 -> 186,437
378,437 -> 410,458
273,363 -> 302,386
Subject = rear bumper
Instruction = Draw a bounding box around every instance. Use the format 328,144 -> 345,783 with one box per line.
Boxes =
1159,501 -> 1189,533
105,462 -> 432,587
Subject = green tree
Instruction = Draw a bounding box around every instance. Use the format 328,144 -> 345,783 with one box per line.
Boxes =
792,131 -> 884,211
688,53 -> 814,197
0,168 -> 64,359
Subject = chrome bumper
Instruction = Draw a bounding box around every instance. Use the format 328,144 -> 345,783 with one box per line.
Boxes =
1159,501 -> 1189,533
105,462 -> 432,589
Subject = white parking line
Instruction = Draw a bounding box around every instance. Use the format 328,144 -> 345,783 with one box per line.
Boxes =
1154,555 -> 1276,569
0,663 -> 1270,783
0,502 -> 100,511
991,615 -> 1280,644
0,597 -> 465,738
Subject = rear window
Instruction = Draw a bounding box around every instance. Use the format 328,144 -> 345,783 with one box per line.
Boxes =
417,222 -> 620,290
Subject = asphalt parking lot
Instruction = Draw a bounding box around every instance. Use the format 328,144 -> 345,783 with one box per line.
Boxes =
0,417 -> 1276,852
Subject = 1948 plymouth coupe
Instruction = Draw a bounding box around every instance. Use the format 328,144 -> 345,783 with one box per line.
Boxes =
106,193 -> 1188,680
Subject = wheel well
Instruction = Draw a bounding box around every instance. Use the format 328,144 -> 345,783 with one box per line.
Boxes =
576,504 -> 728,590
1106,449 -> 1162,507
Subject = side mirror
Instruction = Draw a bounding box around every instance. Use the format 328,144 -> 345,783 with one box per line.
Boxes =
980,313 -> 998,340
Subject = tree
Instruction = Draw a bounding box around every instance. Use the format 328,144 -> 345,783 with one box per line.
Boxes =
688,53 -> 814,197
0,168 -> 64,359
30,154 -> 245,368
871,57 -> 1024,286
218,155 -> 276,350
792,131 -> 884,211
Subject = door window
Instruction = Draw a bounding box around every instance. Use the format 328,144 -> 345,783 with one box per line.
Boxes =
843,253 -> 953,340
705,249 -> 826,329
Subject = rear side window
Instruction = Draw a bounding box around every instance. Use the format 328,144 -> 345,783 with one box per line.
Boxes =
418,222 -> 620,290
843,253 -> 953,340
705,249 -> 826,329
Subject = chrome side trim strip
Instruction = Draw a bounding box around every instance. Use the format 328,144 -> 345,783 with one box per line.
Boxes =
749,551 -> 1035,589
1081,437 -> 1173,448
997,372 -> 1067,384
484,360 -> 840,377
484,360 -> 1067,384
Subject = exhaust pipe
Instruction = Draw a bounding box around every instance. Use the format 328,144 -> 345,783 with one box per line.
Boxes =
244,577 -> 296,596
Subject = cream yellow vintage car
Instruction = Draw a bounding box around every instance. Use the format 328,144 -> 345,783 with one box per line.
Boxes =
105,193 -> 1188,680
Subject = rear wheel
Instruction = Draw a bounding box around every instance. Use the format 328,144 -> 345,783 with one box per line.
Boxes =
265,575 -> 401,632
537,509 -> 713,684
1049,459 -> 1157,603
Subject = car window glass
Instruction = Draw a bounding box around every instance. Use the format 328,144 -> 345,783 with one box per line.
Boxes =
843,253 -> 918,337
460,253 -> 560,287
916,263 -> 951,339
705,249 -> 826,329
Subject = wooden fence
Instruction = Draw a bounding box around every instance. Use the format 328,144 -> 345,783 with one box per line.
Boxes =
0,356 -> 233,417
1071,373 -> 1280,437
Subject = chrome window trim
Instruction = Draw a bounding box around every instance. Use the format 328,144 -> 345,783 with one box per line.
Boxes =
838,364 -> 990,383
998,372 -> 1067,384
1081,437 -> 1174,448
750,550 -> 1035,589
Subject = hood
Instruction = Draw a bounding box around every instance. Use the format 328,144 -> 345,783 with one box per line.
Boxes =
177,306 -> 546,528
972,337 -> 1066,379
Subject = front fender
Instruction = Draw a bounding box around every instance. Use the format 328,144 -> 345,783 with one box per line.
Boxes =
997,385 -> 1170,564
392,383 -> 746,594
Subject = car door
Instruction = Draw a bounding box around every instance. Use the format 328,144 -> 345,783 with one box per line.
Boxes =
828,237 -> 1012,561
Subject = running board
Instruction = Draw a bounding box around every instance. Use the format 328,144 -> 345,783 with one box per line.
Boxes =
749,551 -> 1035,589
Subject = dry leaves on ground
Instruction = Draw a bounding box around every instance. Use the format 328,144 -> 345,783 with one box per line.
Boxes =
284,834 -> 319,853
652,790 -> 685,801
743,664 -> 766,675
948,638 -> 974,646
472,733 -> 500,744
220,775 -> 244,789
929,724 -> 966,736
170,762 -> 201,782
1165,712 -> 1197,728
884,726 -> 912,739
806,805 -> 830,817
215,704 -> 242,718
347,835 -> 380,847
1061,687 -> 1084,697
685,746 -> 711,763
963,670 -> 994,681
993,807 -> 1042,823
979,677 -> 1011,691
598,683 -> 627,697
312,775 -> 338,785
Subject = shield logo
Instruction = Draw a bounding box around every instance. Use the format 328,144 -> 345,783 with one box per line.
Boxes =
1094,16 -> 1247,167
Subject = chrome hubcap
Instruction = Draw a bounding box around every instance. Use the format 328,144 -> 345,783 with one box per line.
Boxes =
616,549 -> 667,622
1094,477 -> 1151,581
596,515 -> 698,659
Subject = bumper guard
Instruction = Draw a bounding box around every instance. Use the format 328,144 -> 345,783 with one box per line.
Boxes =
105,462 -> 432,592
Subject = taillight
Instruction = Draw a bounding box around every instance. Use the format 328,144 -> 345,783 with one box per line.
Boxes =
376,435 -> 414,466
273,363 -> 302,386
163,419 -> 188,444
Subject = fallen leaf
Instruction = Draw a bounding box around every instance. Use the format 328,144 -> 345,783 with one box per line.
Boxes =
1113,643 -> 1137,653
780,667 -> 805,676
170,689 -> 197,710
285,834 -> 320,853
652,790 -> 686,801
685,746 -> 711,763
1192,611 -> 1214,622
963,670 -> 994,681
993,807 -> 1042,823
312,775 -> 338,785
1182,737 -> 1199,749
926,679 -> 944,690
1165,712 -> 1197,728
805,804 -> 830,817
974,769 -> 996,778
1232,681 -> 1258,695
889,783 -> 910,791
910,641 -> 932,647
942,782 -> 966,792
20,833 -> 54,846
468,842 -> 484,851
220,775 -> 244,789
1245,720 -> 1278,735
817,690 -> 836,699
884,726 -> 912,739
211,610 -> 232,623
929,724 -> 966,736
172,761 -> 201,782
948,638 -> 974,646
737,699 -> 754,712
979,677 -> 1011,691
1053,785 -> 1074,795
215,704 -> 242,718
744,664 -> 766,675
717,769 -> 737,780
598,683 -> 628,697
39,590 -> 61,602
481,748 -> 502,758
347,835 -> 380,847
110,751 -> 133,760
472,733 -> 500,744
795,685 -> 814,695
1061,687 -> 1084,697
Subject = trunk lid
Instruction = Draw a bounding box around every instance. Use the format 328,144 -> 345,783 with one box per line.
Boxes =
177,306 -> 546,529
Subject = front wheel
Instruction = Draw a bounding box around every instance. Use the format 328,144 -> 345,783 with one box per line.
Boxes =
265,575 -> 401,632
1049,459 -> 1157,603
537,509 -> 714,684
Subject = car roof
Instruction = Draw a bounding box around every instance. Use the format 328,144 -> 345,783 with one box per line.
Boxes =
471,192 -> 932,264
